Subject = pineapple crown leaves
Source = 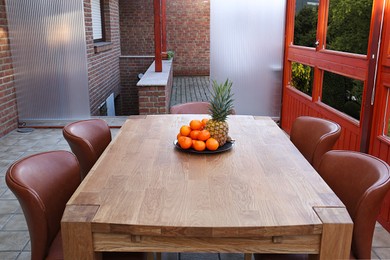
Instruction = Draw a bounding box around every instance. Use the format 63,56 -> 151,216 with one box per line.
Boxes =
209,79 -> 235,121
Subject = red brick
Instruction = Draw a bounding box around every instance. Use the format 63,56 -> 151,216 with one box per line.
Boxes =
0,0 -> 17,137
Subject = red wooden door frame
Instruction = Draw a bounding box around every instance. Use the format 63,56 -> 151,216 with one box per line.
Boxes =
369,0 -> 390,232
282,0 -> 390,232
281,0 -> 384,153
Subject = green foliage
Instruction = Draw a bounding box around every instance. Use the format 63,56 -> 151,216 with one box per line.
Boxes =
210,79 -> 235,121
326,0 -> 372,54
167,51 -> 174,60
322,72 -> 362,120
387,120 -> 390,137
294,5 -> 318,47
291,62 -> 312,95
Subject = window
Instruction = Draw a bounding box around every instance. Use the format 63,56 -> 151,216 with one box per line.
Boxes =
294,0 -> 319,47
92,0 -> 104,42
288,0 -> 373,121
326,0 -> 373,55
283,0 -> 384,154
322,71 -> 363,120
291,62 -> 314,96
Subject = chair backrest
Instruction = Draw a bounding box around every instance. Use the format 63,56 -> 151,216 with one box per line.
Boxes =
290,116 -> 341,170
318,150 -> 390,259
6,151 -> 80,260
63,119 -> 111,180
170,101 -> 211,114
170,101 -> 236,115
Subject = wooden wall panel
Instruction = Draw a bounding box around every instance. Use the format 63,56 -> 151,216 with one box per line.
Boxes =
282,87 -> 361,151
288,47 -> 368,81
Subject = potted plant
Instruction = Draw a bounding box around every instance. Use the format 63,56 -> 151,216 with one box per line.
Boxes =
162,51 -> 174,60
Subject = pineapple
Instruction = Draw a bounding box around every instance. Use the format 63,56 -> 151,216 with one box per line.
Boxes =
205,79 -> 234,146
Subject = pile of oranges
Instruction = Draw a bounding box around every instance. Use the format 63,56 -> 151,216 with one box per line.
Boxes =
177,119 -> 219,151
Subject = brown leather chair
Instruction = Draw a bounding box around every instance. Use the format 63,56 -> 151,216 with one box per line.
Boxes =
255,150 -> 390,260
6,151 -> 81,260
6,151 -> 146,260
170,101 -> 236,115
290,116 -> 341,170
63,119 -> 111,180
170,101 -> 211,114
319,151 -> 390,259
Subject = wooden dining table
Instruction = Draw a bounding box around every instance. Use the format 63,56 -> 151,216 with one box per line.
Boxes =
61,115 -> 353,260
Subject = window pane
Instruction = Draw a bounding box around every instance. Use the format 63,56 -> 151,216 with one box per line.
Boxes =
291,62 -> 314,96
326,0 -> 373,55
294,0 -> 319,47
92,0 -> 103,40
322,71 -> 363,120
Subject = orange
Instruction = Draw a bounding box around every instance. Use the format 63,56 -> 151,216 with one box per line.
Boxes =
193,140 -> 206,151
198,130 -> 211,141
189,130 -> 200,140
177,133 -> 182,140
206,138 -> 219,151
178,136 -> 192,149
201,118 -> 209,126
192,139 -> 196,148
190,120 -> 202,130
180,125 -> 191,136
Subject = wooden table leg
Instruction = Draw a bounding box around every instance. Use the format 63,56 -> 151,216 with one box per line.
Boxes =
61,205 -> 100,260
244,253 -> 252,260
314,207 -> 353,260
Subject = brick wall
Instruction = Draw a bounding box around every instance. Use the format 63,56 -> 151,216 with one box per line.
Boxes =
118,0 -> 210,114
167,0 -> 210,75
138,63 -> 173,115
119,57 -> 154,115
138,86 -> 167,114
84,0 -> 121,116
119,0 -> 154,55
119,0 -> 210,75
0,0 -> 17,137
118,0 -> 154,114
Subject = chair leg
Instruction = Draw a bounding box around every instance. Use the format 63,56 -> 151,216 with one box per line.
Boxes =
147,252 -> 154,260
244,253 -> 252,260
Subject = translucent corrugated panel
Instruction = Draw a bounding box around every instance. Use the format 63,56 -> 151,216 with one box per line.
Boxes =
210,0 -> 286,117
6,0 -> 90,121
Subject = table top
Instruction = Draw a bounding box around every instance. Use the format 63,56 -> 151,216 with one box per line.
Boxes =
67,115 -> 345,238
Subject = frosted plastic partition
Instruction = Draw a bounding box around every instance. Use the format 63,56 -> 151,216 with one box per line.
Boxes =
210,0 -> 286,117
6,0 -> 90,121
